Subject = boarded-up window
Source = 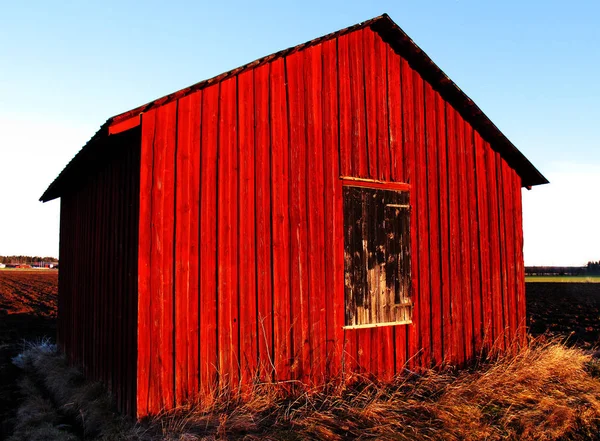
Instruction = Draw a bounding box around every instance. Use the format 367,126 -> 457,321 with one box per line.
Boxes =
343,185 -> 411,328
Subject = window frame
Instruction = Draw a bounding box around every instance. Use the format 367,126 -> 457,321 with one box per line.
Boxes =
340,177 -> 412,330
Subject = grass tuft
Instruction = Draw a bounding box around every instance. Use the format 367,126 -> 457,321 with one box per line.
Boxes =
10,337 -> 600,440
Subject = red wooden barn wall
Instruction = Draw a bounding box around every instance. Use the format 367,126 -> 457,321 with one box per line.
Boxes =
57,128 -> 141,417
136,26 -> 526,416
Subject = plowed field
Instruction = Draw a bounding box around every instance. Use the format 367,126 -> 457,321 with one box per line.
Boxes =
0,270 -> 57,437
527,282 -> 600,348
0,269 -> 58,317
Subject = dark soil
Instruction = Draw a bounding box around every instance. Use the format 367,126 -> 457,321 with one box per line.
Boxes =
0,271 -> 57,439
526,282 -> 600,348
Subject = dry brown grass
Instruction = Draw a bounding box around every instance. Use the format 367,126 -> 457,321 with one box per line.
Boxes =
10,337 -> 600,440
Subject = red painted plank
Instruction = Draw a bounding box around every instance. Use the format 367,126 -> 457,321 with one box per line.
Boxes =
424,82 -> 441,367
137,108 -> 156,417
269,58 -> 292,380
434,94 -> 451,365
496,155 -> 511,348
458,111 -> 473,364
446,105 -> 464,366
91,173 -> 100,381
375,32 -> 391,182
114,152 -> 122,408
509,169 -> 522,343
337,34 -> 358,374
305,45 -> 327,384
485,142 -> 504,352
127,140 -> 140,416
464,122 -> 481,357
474,132 -> 492,351
387,44 -> 403,183
348,29 -> 368,178
175,91 -> 201,404
253,63 -> 274,379
401,65 -> 431,368
322,38 -> 344,378
286,50 -> 311,381
217,77 -> 239,388
388,48 -> 407,374
337,35 -> 352,178
237,70 -> 258,388
346,32 -> 375,378
374,32 -> 394,380
199,84 -> 219,399
363,28 -> 378,180
150,101 -> 177,412
501,162 -> 516,347
513,172 -> 526,343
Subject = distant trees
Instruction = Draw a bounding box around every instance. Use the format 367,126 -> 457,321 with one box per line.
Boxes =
0,256 -> 58,264
587,261 -> 600,275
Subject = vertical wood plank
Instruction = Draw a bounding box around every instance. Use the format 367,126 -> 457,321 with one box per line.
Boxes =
217,76 -> 240,388
363,28 -> 378,180
150,101 -> 177,412
322,38 -> 344,378
502,164 -> 517,346
436,94 -> 452,365
349,29 -> 368,178
351,28 -> 371,373
400,58 -> 419,370
175,92 -> 201,404
415,71 -> 430,368
199,84 -> 219,399
513,173 -> 526,342
375,33 -> 391,182
452,109 -> 469,365
496,154 -> 511,348
444,105 -> 465,365
337,34 -> 352,178
425,82 -> 441,367
128,136 -> 141,417
137,109 -> 156,417
464,122 -> 481,357
305,44 -> 327,383
474,131 -> 492,351
387,47 -> 407,373
238,70 -> 258,387
286,50 -> 311,381
337,34 -> 358,373
485,142 -> 504,351
387,46 -> 403,184
254,63 -> 274,379
373,31 -> 394,380
270,58 -> 292,380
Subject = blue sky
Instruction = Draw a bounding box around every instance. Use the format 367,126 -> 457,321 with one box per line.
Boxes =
1,0 -> 599,265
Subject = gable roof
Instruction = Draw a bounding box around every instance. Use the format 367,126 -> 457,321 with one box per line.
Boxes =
40,13 -> 547,202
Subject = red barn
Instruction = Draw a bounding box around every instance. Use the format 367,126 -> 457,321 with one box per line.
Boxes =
41,14 -> 547,418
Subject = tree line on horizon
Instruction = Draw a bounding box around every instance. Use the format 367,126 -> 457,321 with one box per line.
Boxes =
0,255 -> 58,264
525,261 -> 600,276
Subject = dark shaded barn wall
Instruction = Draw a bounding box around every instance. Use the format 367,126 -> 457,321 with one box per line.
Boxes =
57,128 -> 141,417
136,25 -> 525,416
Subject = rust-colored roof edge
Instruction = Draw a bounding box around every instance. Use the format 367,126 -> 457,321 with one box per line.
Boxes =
41,13 -> 547,202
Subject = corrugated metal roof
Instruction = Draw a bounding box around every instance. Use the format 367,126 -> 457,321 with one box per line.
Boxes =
41,13 -> 547,202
